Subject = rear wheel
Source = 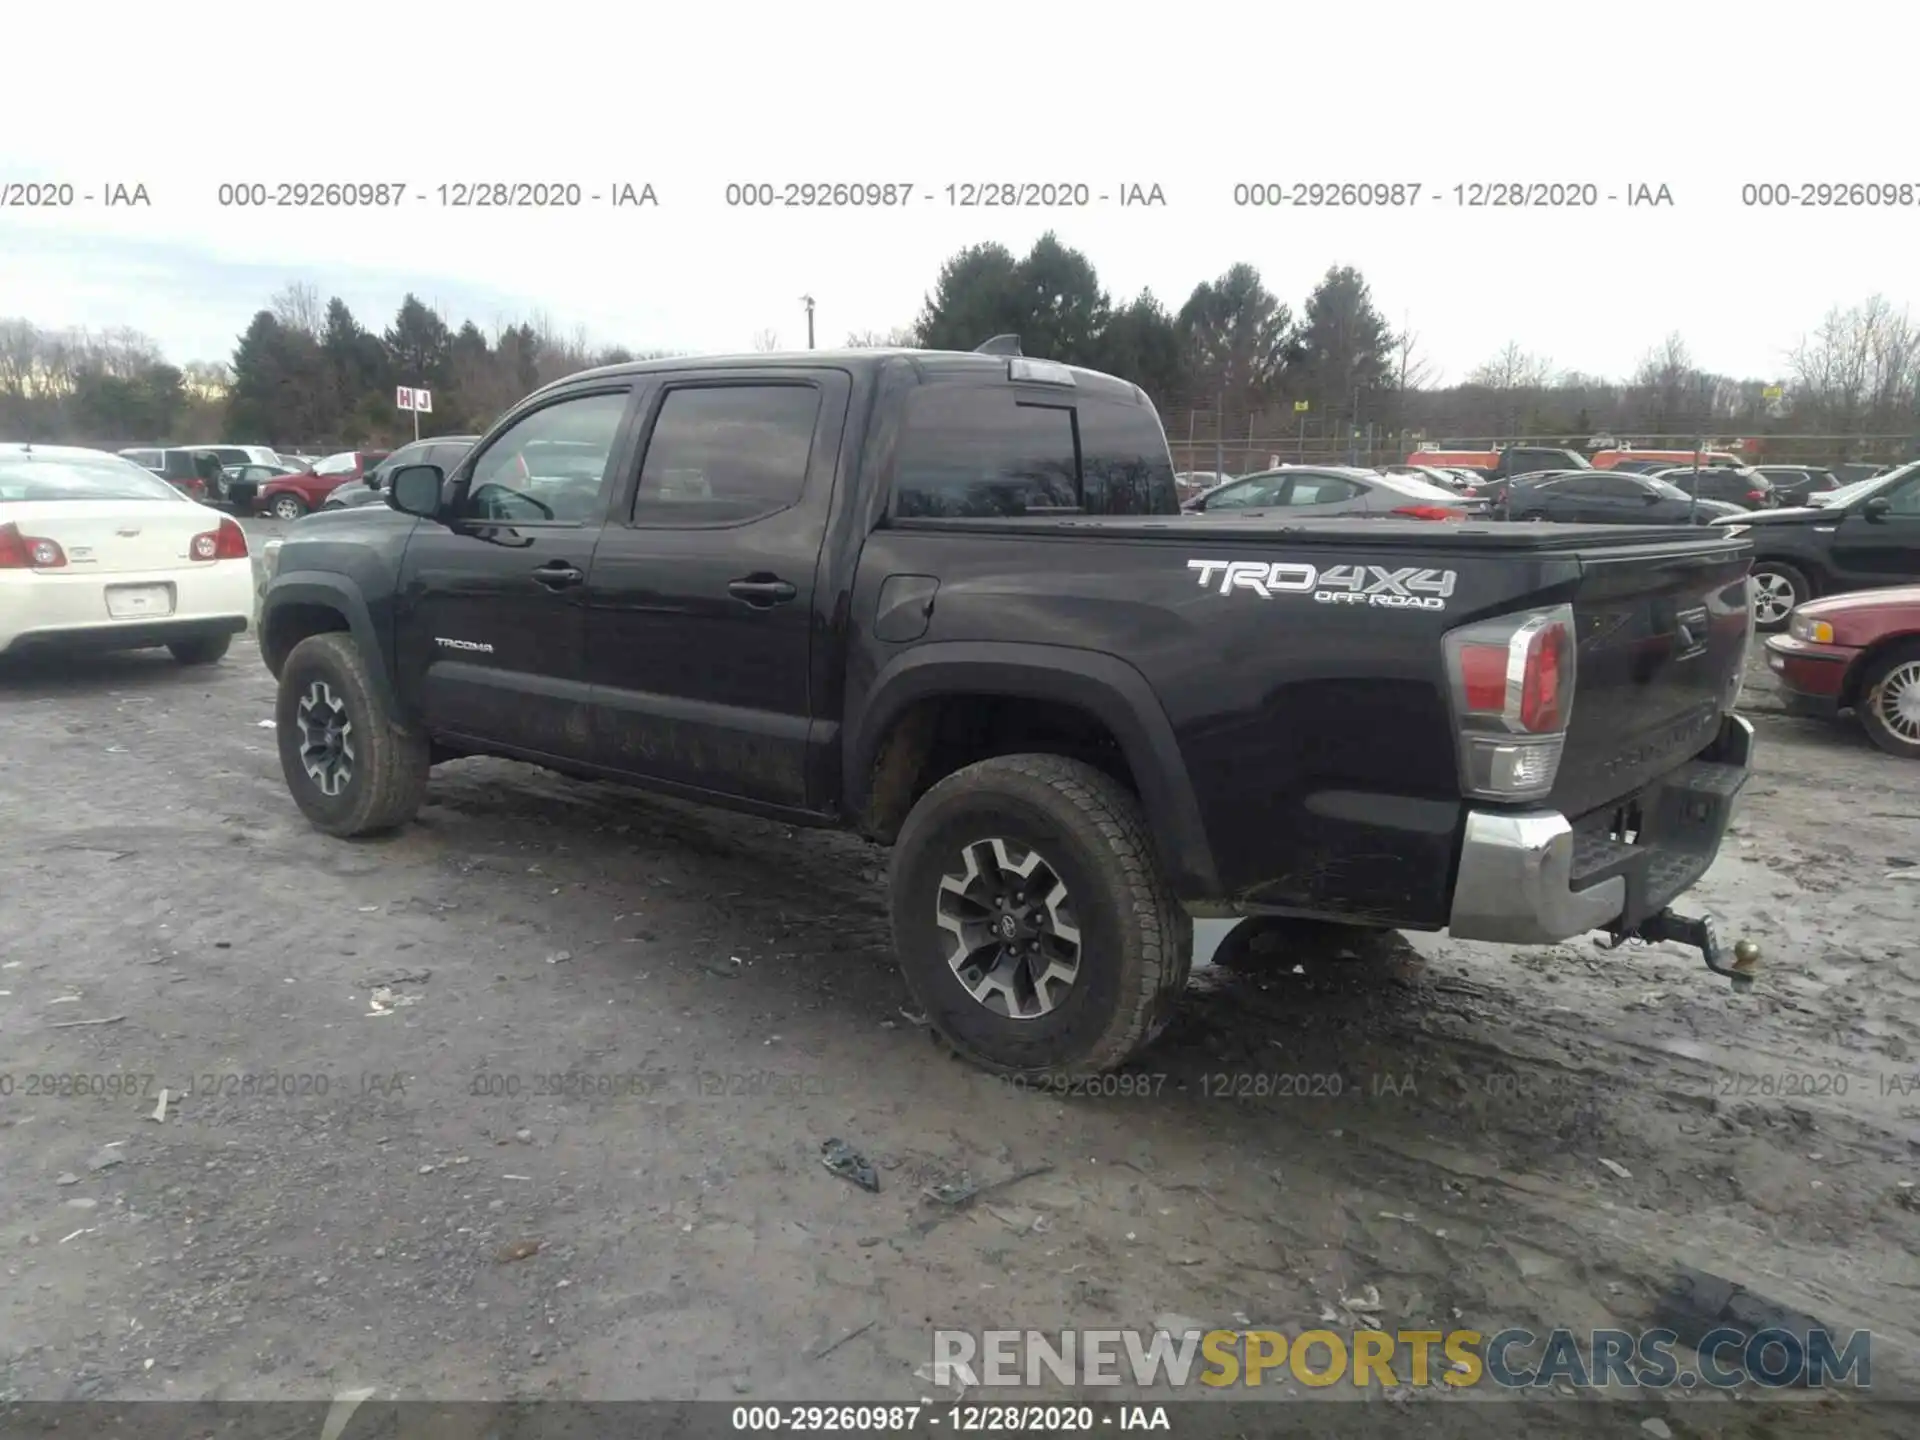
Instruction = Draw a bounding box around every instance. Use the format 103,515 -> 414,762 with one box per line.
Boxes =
889,754 -> 1191,1077
1750,562 -> 1809,632
168,633 -> 231,665
276,632 -> 429,836
270,494 -> 308,521
1857,644 -> 1920,759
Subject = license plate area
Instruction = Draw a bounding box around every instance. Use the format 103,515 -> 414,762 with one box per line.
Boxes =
105,582 -> 176,619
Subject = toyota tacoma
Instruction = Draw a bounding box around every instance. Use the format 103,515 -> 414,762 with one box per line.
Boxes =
257,345 -> 1760,1076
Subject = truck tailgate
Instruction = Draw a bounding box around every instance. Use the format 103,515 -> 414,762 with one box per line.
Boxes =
1552,535 -> 1753,820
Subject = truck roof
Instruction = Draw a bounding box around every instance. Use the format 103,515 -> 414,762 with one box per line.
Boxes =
556,348 -> 1152,406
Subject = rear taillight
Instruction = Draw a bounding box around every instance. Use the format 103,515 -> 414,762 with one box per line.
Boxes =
1393,505 -> 1466,521
1441,603 -> 1577,802
0,523 -> 67,569
1746,490 -> 1765,503
190,517 -> 249,561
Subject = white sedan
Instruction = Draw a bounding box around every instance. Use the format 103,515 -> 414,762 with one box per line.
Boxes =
0,443 -> 253,664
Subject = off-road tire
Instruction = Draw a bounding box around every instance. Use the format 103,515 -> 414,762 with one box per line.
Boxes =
889,753 -> 1192,1078
1856,643 -> 1920,759
276,632 -> 429,837
1750,561 -> 1810,632
168,633 -> 232,665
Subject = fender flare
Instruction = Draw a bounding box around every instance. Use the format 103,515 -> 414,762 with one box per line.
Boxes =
847,641 -> 1221,898
260,572 -> 399,718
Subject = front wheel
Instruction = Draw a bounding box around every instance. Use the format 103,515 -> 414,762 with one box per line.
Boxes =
889,754 -> 1192,1077
270,494 -> 308,521
1858,644 -> 1920,759
276,632 -> 430,836
1749,562 -> 1809,632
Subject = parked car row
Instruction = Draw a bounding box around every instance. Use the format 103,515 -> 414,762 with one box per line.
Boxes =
115,443 -> 400,518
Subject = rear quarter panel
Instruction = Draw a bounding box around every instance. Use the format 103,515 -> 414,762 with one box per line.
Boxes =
849,520 -> 1589,925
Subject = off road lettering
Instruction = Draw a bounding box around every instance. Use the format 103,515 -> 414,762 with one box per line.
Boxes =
1189,559 -> 1454,609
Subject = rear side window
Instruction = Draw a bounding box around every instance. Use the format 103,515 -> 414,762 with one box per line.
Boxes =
633,383 -> 822,526
1078,396 -> 1178,515
1285,475 -> 1362,505
895,386 -> 1077,518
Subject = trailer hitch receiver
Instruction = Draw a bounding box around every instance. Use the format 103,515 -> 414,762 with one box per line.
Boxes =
1600,909 -> 1760,992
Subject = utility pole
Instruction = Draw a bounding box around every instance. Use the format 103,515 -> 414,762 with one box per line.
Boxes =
1690,433 -> 1702,524
1213,390 -> 1225,479
801,295 -> 815,350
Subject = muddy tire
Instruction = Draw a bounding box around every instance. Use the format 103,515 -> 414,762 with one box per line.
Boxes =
168,633 -> 232,666
889,754 -> 1191,1078
1857,643 -> 1920,759
1750,562 -> 1809,632
276,632 -> 429,837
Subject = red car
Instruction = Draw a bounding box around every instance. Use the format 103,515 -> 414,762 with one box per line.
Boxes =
1763,585 -> 1920,757
254,450 -> 389,520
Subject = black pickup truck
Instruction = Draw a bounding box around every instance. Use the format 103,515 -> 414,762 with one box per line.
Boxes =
257,347 -> 1760,1076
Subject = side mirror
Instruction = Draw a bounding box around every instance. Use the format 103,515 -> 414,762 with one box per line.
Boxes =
1861,496 -> 1892,522
388,464 -> 445,518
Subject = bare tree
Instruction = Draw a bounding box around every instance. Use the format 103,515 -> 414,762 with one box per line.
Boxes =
1392,318 -> 1435,392
752,328 -> 782,352
844,326 -> 918,348
269,282 -> 325,338
1467,342 -> 1554,391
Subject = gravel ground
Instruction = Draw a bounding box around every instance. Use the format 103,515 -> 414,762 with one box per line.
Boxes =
2,519 -> 1917,1421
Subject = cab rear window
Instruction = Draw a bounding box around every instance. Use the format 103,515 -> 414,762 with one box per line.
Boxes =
893,383 -> 1178,519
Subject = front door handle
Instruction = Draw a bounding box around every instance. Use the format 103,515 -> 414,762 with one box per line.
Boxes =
728,575 -> 797,607
533,561 -> 584,590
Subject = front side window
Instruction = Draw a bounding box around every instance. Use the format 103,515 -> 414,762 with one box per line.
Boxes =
461,391 -> 630,524
894,386 -> 1078,518
1883,473 -> 1920,515
632,384 -> 822,526
1206,477 -> 1280,509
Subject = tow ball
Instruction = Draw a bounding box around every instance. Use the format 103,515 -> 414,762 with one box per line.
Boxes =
1597,909 -> 1761,992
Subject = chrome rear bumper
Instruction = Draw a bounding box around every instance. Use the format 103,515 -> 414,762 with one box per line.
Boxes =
1448,714 -> 1754,945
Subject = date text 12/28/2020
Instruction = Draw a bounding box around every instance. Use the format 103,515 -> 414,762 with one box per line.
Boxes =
1229,181 -> 1674,207
212,182 -> 657,208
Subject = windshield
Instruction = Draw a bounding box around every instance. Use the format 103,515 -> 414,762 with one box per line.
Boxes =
0,453 -> 187,503
1373,470 -> 1460,502
1814,465 -> 1911,506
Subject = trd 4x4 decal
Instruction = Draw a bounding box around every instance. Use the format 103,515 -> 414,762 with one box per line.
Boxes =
1186,559 -> 1457,611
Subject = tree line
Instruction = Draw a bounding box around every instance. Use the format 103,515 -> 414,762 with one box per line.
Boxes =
2,240 -> 1916,460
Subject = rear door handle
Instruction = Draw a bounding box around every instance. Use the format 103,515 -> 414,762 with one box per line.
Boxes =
728,576 -> 797,607
533,561 -> 585,590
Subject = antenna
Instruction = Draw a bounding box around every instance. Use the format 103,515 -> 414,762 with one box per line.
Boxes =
973,334 -> 1022,356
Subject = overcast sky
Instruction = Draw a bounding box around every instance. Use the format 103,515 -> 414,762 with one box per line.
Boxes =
2,1 -> 1911,385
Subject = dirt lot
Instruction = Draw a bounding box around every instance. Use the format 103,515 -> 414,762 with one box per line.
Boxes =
2,527 -> 1917,1423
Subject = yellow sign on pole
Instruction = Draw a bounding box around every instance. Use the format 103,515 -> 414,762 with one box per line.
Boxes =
1294,400 -> 1310,413
1762,385 -> 1784,400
